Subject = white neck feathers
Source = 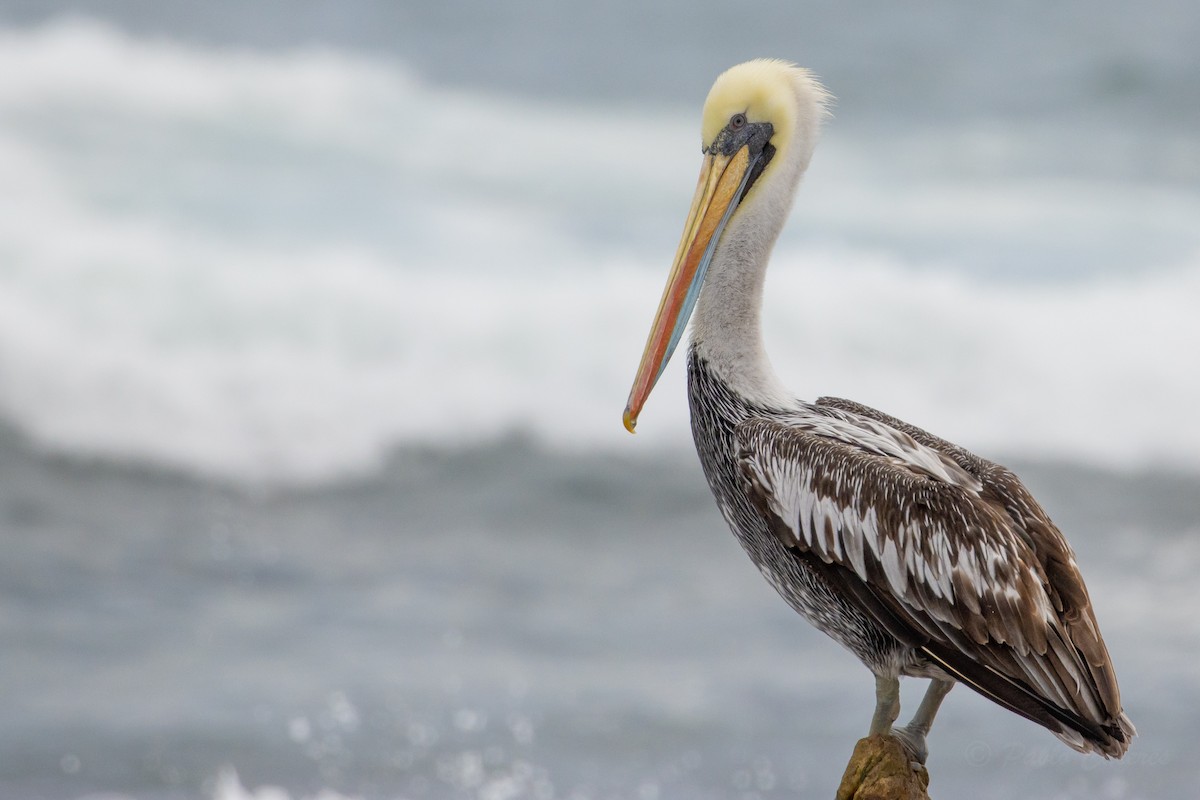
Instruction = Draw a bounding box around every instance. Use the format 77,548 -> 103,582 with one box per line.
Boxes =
690,75 -> 823,408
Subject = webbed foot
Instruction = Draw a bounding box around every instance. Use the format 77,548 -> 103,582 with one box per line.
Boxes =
889,724 -> 929,765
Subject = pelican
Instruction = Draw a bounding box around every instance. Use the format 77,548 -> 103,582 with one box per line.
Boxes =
623,59 -> 1133,763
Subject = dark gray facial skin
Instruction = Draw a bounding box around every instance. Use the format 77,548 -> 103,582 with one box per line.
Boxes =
705,118 -> 776,200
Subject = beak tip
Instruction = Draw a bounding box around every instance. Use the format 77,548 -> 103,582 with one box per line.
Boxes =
622,407 -> 638,434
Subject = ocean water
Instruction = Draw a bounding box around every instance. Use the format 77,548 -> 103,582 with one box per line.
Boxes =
0,4 -> 1197,799
4,433 -> 1198,800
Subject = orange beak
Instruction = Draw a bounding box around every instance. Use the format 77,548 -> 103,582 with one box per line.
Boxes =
623,145 -> 756,432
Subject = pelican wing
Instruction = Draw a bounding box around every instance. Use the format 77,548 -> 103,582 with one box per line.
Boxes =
735,409 -> 1133,756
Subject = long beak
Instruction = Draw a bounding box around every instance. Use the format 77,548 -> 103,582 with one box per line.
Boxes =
623,145 -> 756,432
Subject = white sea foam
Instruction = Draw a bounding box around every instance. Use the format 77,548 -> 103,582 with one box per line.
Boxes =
0,18 -> 1197,483
211,770 -> 358,800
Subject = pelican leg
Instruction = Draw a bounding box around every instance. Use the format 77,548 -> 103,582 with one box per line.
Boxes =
868,675 -> 901,736
890,679 -> 954,764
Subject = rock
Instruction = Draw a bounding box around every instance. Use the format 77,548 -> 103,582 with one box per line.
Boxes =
835,735 -> 930,800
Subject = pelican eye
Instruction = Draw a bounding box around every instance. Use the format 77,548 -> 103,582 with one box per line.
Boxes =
730,112 -> 747,130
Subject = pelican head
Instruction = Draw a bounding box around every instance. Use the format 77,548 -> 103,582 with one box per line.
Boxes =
623,60 -> 829,432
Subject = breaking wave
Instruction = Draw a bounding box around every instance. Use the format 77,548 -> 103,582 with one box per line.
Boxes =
0,18 -> 1197,484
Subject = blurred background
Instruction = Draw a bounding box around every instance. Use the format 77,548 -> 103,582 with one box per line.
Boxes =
0,1 -> 1197,798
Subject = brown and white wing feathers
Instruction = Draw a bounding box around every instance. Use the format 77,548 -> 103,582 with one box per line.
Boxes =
735,410 -> 1133,756
814,396 -> 1122,710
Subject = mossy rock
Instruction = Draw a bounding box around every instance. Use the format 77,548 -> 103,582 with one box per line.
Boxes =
835,735 -> 930,800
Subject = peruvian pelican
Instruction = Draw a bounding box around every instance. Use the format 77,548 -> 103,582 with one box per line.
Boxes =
623,59 -> 1133,762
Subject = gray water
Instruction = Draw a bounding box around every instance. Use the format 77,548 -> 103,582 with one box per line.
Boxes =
2,425 -> 1197,799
